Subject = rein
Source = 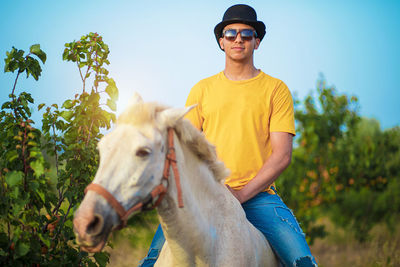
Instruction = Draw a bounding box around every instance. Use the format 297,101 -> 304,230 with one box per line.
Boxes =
84,128 -> 184,229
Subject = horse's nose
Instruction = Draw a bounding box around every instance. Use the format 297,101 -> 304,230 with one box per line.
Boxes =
73,211 -> 104,238
86,213 -> 104,236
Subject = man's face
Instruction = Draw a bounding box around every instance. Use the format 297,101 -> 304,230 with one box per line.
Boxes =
219,23 -> 260,61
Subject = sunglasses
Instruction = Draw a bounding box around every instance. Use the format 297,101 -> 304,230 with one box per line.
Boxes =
222,29 -> 257,41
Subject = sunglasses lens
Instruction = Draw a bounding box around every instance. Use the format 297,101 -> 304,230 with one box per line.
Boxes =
240,29 -> 255,40
223,29 -> 237,41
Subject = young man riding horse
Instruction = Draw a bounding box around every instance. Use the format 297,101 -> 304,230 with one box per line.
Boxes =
140,4 -> 317,267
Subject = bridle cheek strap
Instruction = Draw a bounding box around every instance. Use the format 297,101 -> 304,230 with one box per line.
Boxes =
84,127 -> 183,229
163,127 -> 184,208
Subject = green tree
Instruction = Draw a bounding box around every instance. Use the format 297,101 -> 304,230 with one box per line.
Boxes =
277,76 -> 360,244
278,76 -> 400,243
0,32 -> 118,266
0,44 -> 56,265
40,32 -> 118,265
330,119 -> 400,241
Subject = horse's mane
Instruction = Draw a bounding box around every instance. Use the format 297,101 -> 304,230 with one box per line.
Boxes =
117,102 -> 229,182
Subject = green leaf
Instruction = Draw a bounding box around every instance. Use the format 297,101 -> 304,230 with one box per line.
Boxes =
88,92 -> 100,105
30,160 -> 45,178
29,181 -> 39,191
38,191 -> 46,202
106,99 -> 116,111
79,62 -> 86,68
10,187 -> 20,199
30,44 -> 40,54
23,92 -> 34,103
25,56 -> 42,80
94,252 -> 109,266
29,150 -> 39,159
5,171 -> 23,187
27,141 -> 38,146
4,47 -> 23,73
30,44 -> 47,63
105,78 -> 118,101
6,150 -> 19,162
38,233 -> 51,248
60,110 -> 74,121
62,99 -> 73,109
62,48 -> 69,61
38,103 -> 45,111
15,241 -> 30,258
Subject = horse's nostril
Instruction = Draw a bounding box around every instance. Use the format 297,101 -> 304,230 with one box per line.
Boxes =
86,214 -> 104,236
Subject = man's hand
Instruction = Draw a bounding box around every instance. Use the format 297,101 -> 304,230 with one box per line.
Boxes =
226,184 -> 245,204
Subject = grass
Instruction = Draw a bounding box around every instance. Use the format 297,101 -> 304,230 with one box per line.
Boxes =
107,211 -> 158,267
311,217 -> 400,267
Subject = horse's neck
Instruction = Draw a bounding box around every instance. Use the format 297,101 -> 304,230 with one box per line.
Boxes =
155,134 -> 278,266
157,135 -> 234,263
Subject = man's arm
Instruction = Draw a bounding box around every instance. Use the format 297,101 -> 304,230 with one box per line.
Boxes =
227,132 -> 293,203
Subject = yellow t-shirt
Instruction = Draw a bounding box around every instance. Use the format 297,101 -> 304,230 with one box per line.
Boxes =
185,71 -> 295,194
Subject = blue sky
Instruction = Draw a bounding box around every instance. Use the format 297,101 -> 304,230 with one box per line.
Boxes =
1,0 -> 399,129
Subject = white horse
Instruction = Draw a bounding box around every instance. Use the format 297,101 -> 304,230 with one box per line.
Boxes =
73,94 -> 278,266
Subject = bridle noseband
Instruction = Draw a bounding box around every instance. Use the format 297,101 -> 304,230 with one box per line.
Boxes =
84,128 -> 184,229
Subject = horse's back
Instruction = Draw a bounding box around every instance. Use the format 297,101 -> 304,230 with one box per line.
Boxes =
216,223 -> 278,267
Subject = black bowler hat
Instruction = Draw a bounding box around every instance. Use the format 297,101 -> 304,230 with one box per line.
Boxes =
214,4 -> 266,49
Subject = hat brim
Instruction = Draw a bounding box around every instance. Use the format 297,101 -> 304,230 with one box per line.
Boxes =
214,19 -> 266,50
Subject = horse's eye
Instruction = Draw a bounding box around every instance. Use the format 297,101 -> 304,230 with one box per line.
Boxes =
136,147 -> 151,158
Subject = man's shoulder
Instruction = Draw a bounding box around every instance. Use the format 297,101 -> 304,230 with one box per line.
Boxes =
258,72 -> 293,97
196,72 -> 222,86
259,71 -> 287,87
190,72 -> 222,95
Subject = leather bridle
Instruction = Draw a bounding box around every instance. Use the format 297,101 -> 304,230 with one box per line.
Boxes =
84,128 -> 184,229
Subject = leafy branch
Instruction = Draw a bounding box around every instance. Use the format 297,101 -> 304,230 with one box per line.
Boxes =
4,44 -> 46,96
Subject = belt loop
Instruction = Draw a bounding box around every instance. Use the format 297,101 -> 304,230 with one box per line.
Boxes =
270,186 -> 278,194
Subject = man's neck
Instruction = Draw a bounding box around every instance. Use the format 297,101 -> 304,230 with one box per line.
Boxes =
223,60 -> 260,81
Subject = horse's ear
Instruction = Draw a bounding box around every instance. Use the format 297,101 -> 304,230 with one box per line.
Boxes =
128,92 -> 143,106
159,104 -> 197,127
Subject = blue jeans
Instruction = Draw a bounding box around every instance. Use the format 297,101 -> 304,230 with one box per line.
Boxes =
139,188 -> 317,266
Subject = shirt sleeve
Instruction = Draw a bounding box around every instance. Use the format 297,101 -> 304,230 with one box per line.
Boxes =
184,82 -> 204,131
269,81 -> 296,135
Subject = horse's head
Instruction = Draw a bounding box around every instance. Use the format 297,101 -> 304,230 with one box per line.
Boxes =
73,93 -> 194,252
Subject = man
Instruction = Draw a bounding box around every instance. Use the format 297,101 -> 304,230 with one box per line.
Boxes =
140,4 -> 317,267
